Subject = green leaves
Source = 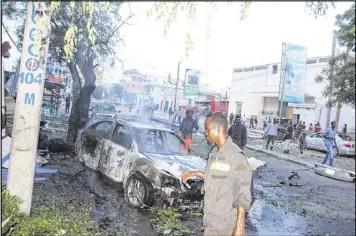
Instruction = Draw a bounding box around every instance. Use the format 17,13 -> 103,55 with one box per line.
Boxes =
184,33 -> 194,59
240,1 -> 251,21
315,4 -> 355,106
64,24 -> 78,62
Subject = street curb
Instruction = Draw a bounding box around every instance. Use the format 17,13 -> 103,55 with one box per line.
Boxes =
245,144 -> 314,169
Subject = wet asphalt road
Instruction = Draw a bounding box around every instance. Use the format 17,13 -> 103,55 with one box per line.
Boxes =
31,116 -> 355,236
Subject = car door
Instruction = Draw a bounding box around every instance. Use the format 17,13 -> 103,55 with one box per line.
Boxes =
80,121 -> 115,170
99,123 -> 135,183
312,133 -> 326,151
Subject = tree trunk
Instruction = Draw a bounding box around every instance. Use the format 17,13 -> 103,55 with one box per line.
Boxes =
66,48 -> 96,143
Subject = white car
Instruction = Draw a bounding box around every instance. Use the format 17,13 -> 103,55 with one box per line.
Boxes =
306,132 -> 355,156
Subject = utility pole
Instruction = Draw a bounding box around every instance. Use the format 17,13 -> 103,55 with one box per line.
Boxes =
334,102 -> 342,131
173,61 -> 181,113
278,43 -> 287,125
325,33 -> 336,129
225,90 -> 228,114
7,2 -> 51,215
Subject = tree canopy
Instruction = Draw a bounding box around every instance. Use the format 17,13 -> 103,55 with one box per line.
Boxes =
315,3 -> 355,107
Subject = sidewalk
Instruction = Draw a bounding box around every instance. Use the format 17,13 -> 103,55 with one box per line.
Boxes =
245,143 -> 314,169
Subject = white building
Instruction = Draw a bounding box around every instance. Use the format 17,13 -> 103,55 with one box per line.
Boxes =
229,56 -> 355,133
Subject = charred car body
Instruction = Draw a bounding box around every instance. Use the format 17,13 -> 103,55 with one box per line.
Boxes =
75,119 -> 206,207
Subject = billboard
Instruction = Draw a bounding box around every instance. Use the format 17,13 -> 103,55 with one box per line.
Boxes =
184,69 -> 200,97
45,58 -> 68,86
279,43 -> 308,103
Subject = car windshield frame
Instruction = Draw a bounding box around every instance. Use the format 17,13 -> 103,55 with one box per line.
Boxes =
132,127 -> 196,156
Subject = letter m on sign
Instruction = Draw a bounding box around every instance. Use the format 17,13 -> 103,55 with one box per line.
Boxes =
24,93 -> 35,105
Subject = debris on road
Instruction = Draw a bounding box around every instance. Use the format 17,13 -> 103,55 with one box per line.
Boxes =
288,171 -> 300,180
314,163 -> 355,182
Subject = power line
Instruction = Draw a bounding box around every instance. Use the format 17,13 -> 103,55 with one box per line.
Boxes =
2,23 -> 21,52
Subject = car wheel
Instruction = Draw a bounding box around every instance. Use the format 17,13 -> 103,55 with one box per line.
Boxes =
125,173 -> 154,208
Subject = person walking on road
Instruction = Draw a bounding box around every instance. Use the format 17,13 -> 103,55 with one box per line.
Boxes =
168,107 -> 173,120
65,95 -> 70,114
228,114 -> 247,150
254,116 -> 258,129
343,124 -> 347,135
229,113 -> 234,125
265,118 -> 278,150
249,117 -> 254,129
179,109 -> 198,147
322,121 -> 337,166
283,121 -> 294,154
181,112 -> 252,236
309,123 -> 313,133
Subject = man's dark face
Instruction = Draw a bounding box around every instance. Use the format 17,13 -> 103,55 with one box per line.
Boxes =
331,122 -> 336,129
205,118 -> 217,145
234,117 -> 241,124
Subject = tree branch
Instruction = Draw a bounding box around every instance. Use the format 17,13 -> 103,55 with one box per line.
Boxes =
94,13 -> 134,46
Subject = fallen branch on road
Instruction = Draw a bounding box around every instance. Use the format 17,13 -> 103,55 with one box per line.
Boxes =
68,169 -> 85,181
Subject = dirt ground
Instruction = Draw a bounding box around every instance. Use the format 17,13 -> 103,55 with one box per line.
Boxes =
30,133 -> 355,236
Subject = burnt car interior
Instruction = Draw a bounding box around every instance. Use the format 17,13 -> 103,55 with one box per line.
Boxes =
134,128 -> 194,156
112,124 -> 133,150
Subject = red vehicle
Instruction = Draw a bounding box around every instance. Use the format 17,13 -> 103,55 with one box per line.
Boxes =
210,100 -> 229,113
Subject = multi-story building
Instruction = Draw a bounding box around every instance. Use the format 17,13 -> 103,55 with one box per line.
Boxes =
229,56 -> 355,132
122,69 -> 146,105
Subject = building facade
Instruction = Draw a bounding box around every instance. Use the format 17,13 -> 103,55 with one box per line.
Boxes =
229,56 -> 355,132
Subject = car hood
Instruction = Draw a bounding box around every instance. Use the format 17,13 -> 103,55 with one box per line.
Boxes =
143,152 -> 207,180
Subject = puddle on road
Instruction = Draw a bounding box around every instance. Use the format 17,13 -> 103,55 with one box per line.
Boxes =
247,198 -> 309,236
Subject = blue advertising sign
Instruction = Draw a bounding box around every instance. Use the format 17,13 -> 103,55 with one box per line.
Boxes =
281,43 -> 308,103
184,69 -> 200,97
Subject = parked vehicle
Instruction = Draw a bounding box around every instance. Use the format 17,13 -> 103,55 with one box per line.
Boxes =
75,119 -> 206,208
305,132 -> 355,156
89,103 -> 118,122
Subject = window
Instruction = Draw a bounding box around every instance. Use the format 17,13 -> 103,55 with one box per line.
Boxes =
233,69 -> 243,73
243,67 -> 254,72
318,58 -> 330,63
255,65 -> 268,71
112,125 -> 133,150
91,121 -> 113,138
307,59 -> 317,64
272,64 -> 278,74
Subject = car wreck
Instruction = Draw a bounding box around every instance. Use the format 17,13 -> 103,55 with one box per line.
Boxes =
75,119 -> 206,208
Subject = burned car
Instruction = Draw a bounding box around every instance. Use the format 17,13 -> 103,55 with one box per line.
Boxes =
75,119 -> 206,208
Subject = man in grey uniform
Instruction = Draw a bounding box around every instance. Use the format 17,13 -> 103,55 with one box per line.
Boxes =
182,112 -> 252,236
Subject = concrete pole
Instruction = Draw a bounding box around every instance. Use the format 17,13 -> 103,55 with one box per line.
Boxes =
335,102 -> 342,131
173,61 -> 181,113
325,34 -> 336,129
278,43 -> 287,125
225,90 -> 228,114
7,2 -> 51,215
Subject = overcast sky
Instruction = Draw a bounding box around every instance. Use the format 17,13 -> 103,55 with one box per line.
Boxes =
2,2 -> 353,91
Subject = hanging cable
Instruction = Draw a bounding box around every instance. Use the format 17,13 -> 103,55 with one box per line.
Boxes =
1,22 -> 21,52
